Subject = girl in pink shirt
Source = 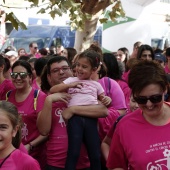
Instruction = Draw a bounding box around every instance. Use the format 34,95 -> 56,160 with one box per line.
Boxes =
0,101 -> 40,170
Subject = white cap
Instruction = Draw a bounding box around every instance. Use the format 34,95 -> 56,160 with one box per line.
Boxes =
5,51 -> 18,57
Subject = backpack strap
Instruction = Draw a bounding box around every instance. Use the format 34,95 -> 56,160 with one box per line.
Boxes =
104,77 -> 111,96
6,90 -> 12,101
34,89 -> 40,111
113,114 -> 125,130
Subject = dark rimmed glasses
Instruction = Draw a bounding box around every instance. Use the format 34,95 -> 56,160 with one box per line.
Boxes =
134,94 -> 163,104
50,66 -> 70,74
10,72 -> 30,79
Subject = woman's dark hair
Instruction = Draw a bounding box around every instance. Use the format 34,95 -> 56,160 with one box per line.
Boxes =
103,52 -> 122,80
128,60 -> 168,96
34,57 -> 48,77
41,56 -> 69,92
137,44 -> 155,60
65,47 -> 77,66
0,101 -> 22,148
0,55 -> 11,74
12,60 -> 32,76
18,55 -> 30,62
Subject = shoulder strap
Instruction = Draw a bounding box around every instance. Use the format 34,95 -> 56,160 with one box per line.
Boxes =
104,77 -> 111,96
113,114 -> 125,130
34,89 -> 40,111
6,90 -> 12,101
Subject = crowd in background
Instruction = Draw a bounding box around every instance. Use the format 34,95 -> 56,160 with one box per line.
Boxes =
0,40 -> 170,170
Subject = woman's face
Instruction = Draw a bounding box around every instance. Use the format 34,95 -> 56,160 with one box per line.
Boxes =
19,49 -> 26,57
0,110 -> 17,153
141,50 -> 152,61
11,66 -> 32,90
117,50 -> 126,62
135,84 -> 165,120
129,95 -> 139,112
61,49 -> 68,58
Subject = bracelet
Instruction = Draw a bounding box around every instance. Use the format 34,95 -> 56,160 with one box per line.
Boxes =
29,142 -> 34,151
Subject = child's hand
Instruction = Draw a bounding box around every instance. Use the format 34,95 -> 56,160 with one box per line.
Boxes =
101,96 -> 112,106
69,82 -> 83,89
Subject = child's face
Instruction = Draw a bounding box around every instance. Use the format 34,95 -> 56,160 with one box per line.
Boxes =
0,110 -> 18,152
76,57 -> 95,80
130,95 -> 139,112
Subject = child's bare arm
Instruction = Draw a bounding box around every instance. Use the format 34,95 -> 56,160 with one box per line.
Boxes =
99,93 -> 112,106
50,82 -> 83,93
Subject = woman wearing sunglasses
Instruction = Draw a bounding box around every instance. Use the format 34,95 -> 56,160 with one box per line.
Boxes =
107,60 -> 170,170
7,60 -> 47,169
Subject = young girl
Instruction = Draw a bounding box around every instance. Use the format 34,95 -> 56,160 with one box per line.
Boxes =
0,101 -> 40,170
50,50 -> 111,170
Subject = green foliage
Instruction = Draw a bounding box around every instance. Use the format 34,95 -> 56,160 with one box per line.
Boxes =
1,0 -> 125,31
5,12 -> 27,30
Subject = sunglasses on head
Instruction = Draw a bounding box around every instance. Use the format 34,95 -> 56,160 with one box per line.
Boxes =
10,72 -> 30,79
134,94 -> 162,104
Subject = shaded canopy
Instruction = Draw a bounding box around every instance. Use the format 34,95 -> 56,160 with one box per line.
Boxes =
127,0 -> 157,6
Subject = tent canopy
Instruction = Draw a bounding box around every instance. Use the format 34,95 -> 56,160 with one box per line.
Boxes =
127,0 -> 157,6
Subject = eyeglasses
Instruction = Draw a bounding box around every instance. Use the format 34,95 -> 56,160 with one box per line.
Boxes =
50,66 -> 70,74
10,72 -> 30,79
34,47 -> 38,49
134,94 -> 162,104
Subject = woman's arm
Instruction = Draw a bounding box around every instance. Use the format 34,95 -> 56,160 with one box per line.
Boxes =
101,135 -> 112,161
37,93 -> 71,135
61,104 -> 108,120
25,135 -> 47,153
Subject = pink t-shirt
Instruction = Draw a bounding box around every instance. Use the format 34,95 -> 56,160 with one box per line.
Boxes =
46,101 -> 90,169
117,79 -> 131,110
98,77 -> 127,109
98,107 -> 120,141
0,79 -> 15,100
107,103 -> 170,170
63,77 -> 104,107
165,64 -> 170,74
0,149 -> 40,170
7,88 -> 47,168
122,70 -> 130,83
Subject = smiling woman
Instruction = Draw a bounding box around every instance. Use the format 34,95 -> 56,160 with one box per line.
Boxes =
7,60 -> 47,169
107,60 -> 170,170
0,101 -> 40,170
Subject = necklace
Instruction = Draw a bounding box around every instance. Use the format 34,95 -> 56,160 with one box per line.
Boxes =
0,149 -> 16,168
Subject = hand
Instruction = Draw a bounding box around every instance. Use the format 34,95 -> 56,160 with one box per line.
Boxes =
69,82 -> 83,89
62,107 -> 74,121
24,144 -> 31,153
48,93 -> 71,104
101,96 -> 112,106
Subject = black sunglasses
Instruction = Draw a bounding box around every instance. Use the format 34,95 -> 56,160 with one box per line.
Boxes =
34,47 -> 38,49
10,72 -> 30,79
134,94 -> 162,104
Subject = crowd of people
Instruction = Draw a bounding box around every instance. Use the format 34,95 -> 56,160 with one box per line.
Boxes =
0,40 -> 170,170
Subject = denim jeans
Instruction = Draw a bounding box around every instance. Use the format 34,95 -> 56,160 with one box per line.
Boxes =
45,164 -> 91,170
65,115 -> 101,170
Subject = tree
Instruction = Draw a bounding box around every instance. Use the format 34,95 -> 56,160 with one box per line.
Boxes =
0,0 -> 125,52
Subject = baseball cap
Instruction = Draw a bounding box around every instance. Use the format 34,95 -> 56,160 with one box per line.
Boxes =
5,51 -> 18,58
154,53 -> 166,63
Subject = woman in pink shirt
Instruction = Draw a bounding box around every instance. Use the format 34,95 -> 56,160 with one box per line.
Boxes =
7,60 -> 47,169
0,55 -> 15,100
0,101 -> 40,170
107,60 -> 170,169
